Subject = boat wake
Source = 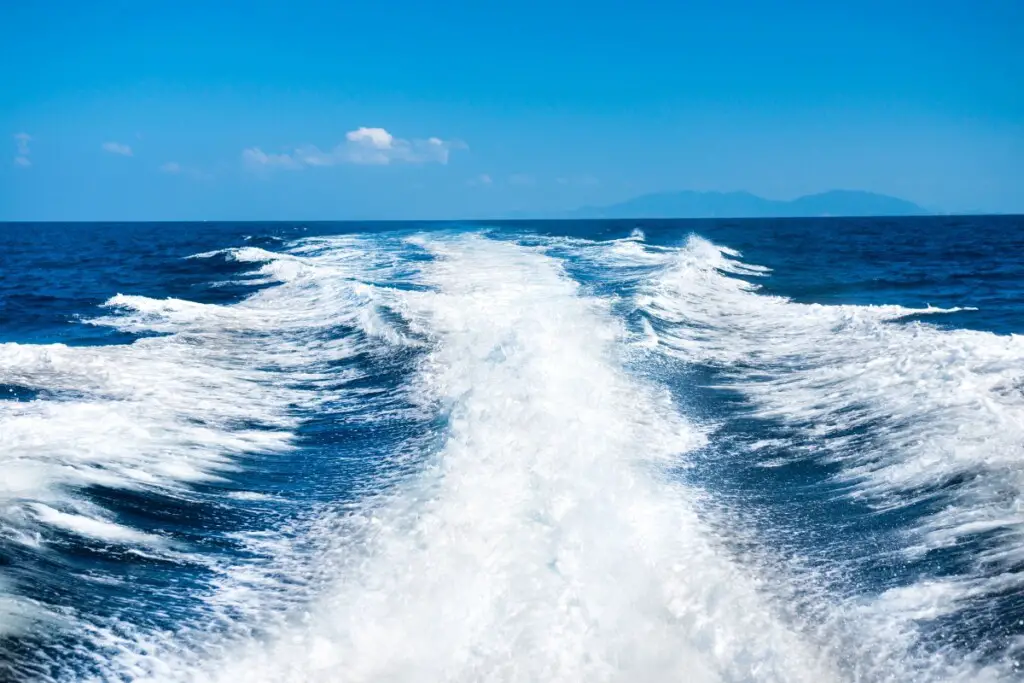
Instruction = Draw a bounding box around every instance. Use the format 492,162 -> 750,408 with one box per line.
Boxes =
1,229 -> 1020,682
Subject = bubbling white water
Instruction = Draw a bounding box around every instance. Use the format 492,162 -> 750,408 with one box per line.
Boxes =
132,234 -> 838,683
614,234 -> 1024,677
0,238 -> 411,642
634,236 -> 1024,565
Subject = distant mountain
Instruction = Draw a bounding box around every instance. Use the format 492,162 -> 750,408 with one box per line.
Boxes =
560,190 -> 928,219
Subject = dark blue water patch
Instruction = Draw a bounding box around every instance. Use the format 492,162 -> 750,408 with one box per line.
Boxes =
682,215 -> 1024,336
0,518 -> 213,662
80,485 -> 254,542
0,223 -> 282,346
0,384 -> 103,404
0,384 -> 42,402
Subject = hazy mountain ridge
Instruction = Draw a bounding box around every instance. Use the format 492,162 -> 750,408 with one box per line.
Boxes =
553,190 -> 929,219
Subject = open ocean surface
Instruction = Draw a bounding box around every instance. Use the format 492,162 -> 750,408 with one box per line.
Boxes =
1,216 -> 1023,682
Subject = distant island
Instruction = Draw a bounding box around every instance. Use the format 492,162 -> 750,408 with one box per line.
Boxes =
548,190 -> 929,219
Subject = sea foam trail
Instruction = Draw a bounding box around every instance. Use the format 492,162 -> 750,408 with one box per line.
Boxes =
620,235 -> 1024,673
150,234 -> 836,683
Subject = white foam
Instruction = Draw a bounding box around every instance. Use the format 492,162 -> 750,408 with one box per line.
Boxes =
30,503 -> 169,547
11,230 -> 1018,681
187,246 -> 282,262
132,234 -> 840,683
225,491 -> 278,502
617,234 -> 1024,674
634,235 -> 1024,545
0,235 -> 414,638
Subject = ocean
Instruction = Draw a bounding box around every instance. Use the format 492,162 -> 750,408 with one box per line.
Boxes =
1,216 -> 1022,682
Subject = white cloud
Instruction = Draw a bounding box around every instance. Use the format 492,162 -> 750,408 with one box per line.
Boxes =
467,173 -> 493,186
102,141 -> 133,156
13,133 -> 31,167
242,147 -> 303,170
346,127 -> 394,149
243,127 -> 459,172
159,161 -> 181,174
293,144 -> 337,167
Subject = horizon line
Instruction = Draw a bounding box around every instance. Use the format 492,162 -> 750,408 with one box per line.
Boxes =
0,212 -> 1019,225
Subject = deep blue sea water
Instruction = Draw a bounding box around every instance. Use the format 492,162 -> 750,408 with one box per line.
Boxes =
1,217 -> 1022,682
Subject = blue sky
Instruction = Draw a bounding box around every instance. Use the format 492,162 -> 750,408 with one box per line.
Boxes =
2,0 -> 1022,220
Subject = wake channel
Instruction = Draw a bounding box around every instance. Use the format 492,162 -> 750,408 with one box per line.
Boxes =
174,234 -> 837,683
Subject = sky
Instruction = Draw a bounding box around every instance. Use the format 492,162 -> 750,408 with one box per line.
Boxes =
1,0 -> 1022,221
